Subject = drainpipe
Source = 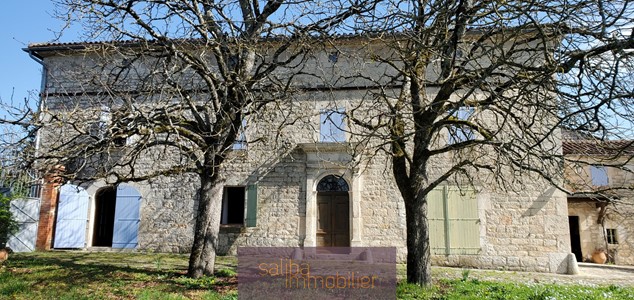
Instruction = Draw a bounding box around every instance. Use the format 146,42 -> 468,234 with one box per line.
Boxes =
26,49 -> 47,160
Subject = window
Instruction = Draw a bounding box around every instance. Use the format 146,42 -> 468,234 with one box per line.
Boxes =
89,106 -> 111,140
607,228 -> 618,244
317,175 -> 349,192
221,185 -> 258,227
221,187 -> 245,225
320,108 -> 346,142
427,186 -> 480,255
328,51 -> 339,63
448,107 -> 475,144
590,165 -> 609,186
111,126 -> 128,147
232,118 -> 247,150
89,106 -> 127,147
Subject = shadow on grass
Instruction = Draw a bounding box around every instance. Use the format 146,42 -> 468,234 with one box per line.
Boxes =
3,252 -> 237,297
7,255 -> 168,286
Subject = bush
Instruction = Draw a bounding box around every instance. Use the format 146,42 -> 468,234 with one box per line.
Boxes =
0,193 -> 18,248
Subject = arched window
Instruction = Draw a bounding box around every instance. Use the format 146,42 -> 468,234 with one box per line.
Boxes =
317,175 -> 349,192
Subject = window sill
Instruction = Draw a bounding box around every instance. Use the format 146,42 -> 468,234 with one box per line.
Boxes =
219,224 -> 245,234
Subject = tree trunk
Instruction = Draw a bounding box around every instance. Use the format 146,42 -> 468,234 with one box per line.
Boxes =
404,193 -> 432,286
187,171 -> 224,278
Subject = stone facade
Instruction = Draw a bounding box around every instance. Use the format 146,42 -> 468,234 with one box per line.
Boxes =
29,37 -> 572,273
564,139 -> 634,265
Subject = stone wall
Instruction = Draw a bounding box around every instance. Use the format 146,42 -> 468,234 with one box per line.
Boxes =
569,200 -> 634,265
34,43 -> 572,274
565,153 -> 634,266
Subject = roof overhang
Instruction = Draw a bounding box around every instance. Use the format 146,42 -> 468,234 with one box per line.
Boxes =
567,192 -> 616,203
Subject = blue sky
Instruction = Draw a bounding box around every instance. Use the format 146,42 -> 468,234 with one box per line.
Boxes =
0,1 -> 79,106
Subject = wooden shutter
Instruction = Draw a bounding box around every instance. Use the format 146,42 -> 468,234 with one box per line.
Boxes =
427,187 -> 447,255
246,184 -> 257,227
112,184 -> 141,248
54,184 -> 89,248
446,186 -> 479,254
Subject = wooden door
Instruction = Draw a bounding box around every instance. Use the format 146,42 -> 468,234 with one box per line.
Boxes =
54,184 -> 89,248
316,192 -> 349,247
112,184 -> 142,248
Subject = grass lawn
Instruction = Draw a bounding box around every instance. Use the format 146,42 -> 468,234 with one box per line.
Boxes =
0,251 -> 237,300
1,251 -> 633,299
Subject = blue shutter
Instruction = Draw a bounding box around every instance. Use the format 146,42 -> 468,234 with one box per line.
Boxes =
112,184 -> 141,248
54,184 -> 89,248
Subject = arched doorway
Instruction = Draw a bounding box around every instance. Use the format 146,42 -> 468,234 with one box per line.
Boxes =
93,187 -> 116,246
316,175 -> 350,247
91,183 -> 142,249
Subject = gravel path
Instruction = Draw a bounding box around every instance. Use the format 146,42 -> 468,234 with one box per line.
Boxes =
432,263 -> 634,287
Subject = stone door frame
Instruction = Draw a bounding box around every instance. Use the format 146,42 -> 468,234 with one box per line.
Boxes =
299,145 -> 364,247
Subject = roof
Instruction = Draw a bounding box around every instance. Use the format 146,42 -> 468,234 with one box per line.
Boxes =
562,140 -> 634,156
24,26 -> 562,59
567,193 -> 614,202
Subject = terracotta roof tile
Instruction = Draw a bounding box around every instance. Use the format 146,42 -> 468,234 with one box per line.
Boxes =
562,140 -> 634,155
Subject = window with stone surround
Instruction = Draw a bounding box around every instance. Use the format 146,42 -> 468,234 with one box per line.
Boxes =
317,175 -> 349,192
448,106 -> 475,144
320,108 -> 346,142
606,228 -> 618,244
590,165 -> 609,186
232,118 -> 247,150
220,185 -> 258,227
221,187 -> 245,225
88,105 -> 111,140
427,186 -> 480,255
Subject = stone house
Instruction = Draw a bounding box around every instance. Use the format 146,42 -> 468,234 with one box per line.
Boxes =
25,35 -> 572,274
563,132 -> 634,265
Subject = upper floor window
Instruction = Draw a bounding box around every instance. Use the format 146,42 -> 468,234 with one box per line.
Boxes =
233,118 -> 247,150
448,107 -> 475,144
590,165 -> 609,186
320,108 -> 346,142
89,106 -> 111,140
328,51 -> 339,64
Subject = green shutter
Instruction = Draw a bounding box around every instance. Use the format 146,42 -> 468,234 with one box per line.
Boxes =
246,184 -> 257,227
446,187 -> 479,254
427,187 -> 446,255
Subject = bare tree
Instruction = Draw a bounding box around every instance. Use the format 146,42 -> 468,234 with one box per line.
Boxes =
27,0 -> 372,278
6,0 -> 634,286
342,0 -> 634,285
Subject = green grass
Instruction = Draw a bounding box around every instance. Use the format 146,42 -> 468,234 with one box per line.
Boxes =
396,279 -> 634,300
0,252 -> 237,299
2,252 -> 634,299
